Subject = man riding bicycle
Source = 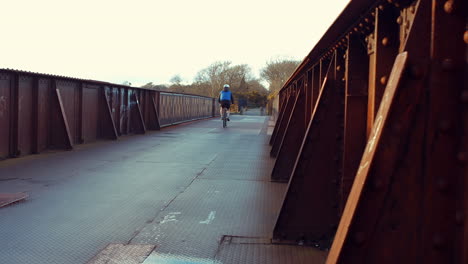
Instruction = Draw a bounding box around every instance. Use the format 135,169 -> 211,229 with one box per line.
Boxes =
219,84 -> 234,121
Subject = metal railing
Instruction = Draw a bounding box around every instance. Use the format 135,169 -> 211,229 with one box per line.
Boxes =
269,0 -> 467,263
0,69 -> 218,160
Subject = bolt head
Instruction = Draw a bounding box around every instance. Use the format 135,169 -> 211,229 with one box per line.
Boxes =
396,16 -> 403,24
382,37 -> 389,46
464,30 -> 468,44
380,76 -> 388,85
444,0 -> 454,14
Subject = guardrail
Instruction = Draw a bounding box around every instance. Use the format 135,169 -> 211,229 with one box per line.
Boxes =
0,69 -> 219,160
269,0 -> 467,263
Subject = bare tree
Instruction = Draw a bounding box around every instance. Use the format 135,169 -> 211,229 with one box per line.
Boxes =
260,58 -> 300,93
169,75 -> 183,85
195,61 -> 232,97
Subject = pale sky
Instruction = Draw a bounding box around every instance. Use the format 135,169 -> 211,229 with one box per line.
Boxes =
1,0 -> 349,86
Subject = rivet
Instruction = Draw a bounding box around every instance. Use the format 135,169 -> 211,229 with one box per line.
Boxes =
436,178 -> 448,192
354,232 -> 365,245
364,18 -> 369,23
342,77 -> 346,82
396,16 -> 403,24
380,75 -> 388,85
371,12 -> 375,17
444,0 -> 454,14
457,152 -> 466,162
455,211 -> 464,225
336,65 -> 341,71
354,27 -> 359,32
438,120 -> 451,132
382,37 -> 389,46
359,23 -> 363,28
460,90 -> 468,103
409,5 -> 416,13
464,30 -> 468,44
378,5 -> 384,11
441,58 -> 455,71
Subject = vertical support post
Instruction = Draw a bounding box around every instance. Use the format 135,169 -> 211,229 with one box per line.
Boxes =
271,82 -> 306,182
273,52 -> 344,248
9,73 -> 19,157
102,86 -> 118,140
31,77 -> 39,154
340,34 -> 369,212
270,86 -> 297,157
269,91 -> 290,146
78,82 -> 84,143
367,5 -> 399,135
151,96 -> 161,130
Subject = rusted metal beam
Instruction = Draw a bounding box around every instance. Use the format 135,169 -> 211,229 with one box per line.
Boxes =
273,52 -> 345,248
340,34 -> 369,213
269,92 -> 290,146
31,77 -> 39,154
150,96 -> 161,130
327,0 -> 466,262
9,73 -> 19,157
133,92 -> 146,134
366,5 -> 399,136
270,91 -> 297,157
55,87 -> 73,150
101,87 -> 119,140
271,82 -> 306,182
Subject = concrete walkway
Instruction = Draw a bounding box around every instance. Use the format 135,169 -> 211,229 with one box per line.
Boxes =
0,115 -> 325,264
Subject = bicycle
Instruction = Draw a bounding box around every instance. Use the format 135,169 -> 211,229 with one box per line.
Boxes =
221,107 -> 228,128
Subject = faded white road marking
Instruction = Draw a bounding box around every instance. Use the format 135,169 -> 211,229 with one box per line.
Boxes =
199,211 -> 216,224
160,212 -> 181,224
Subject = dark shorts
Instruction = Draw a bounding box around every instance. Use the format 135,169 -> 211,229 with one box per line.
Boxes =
220,100 -> 231,109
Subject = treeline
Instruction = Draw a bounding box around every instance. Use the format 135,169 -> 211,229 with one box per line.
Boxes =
140,59 -> 300,107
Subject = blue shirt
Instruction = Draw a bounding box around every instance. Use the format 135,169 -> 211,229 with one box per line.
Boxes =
219,91 -> 233,102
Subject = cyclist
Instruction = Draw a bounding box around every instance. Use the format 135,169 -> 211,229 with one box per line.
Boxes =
219,84 -> 234,121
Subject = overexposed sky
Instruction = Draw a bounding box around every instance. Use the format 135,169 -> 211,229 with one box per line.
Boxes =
1,0 -> 349,86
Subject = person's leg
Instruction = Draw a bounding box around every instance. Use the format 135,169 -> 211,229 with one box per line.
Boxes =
220,107 -> 223,119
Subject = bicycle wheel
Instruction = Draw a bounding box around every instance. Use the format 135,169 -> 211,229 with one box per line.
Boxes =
222,108 -> 227,128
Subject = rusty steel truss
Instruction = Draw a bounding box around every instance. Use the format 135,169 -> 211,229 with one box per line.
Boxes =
0,69 -> 219,160
270,0 -> 467,263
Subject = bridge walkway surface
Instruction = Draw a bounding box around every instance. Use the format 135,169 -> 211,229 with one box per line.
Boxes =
0,114 -> 326,264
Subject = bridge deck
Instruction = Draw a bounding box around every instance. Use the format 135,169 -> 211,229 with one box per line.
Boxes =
0,113 -> 325,264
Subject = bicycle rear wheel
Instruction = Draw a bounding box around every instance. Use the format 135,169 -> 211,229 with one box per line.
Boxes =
222,108 -> 227,128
